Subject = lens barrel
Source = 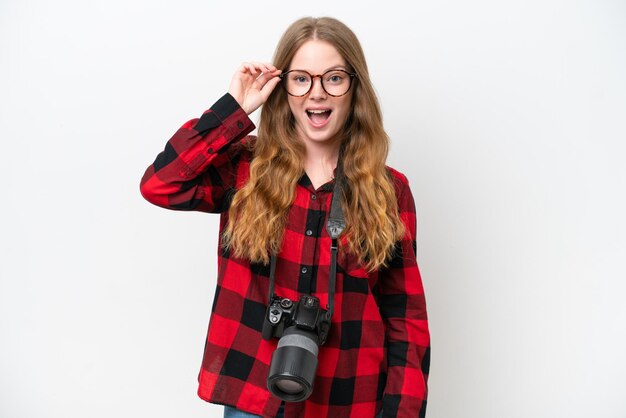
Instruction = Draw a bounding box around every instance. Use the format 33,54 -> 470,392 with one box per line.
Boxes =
267,327 -> 319,402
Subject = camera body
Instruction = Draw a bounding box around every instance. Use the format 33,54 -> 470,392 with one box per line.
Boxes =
262,294 -> 331,401
262,294 -> 330,344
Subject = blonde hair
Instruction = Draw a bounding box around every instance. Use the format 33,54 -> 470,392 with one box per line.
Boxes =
222,17 -> 405,271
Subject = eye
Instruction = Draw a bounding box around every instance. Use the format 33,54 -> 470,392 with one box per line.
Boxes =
325,72 -> 345,84
290,72 -> 311,84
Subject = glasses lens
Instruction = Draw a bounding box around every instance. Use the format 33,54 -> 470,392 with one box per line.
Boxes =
284,71 -> 312,96
321,70 -> 352,96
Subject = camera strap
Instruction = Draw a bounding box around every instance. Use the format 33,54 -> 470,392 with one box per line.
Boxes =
268,149 -> 347,320
325,149 -> 346,320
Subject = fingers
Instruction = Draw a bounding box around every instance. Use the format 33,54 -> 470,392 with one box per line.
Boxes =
259,74 -> 282,101
255,69 -> 282,86
239,61 -> 279,78
236,61 -> 281,94
230,61 -> 282,114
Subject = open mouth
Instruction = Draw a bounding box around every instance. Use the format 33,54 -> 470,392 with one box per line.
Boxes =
306,109 -> 332,125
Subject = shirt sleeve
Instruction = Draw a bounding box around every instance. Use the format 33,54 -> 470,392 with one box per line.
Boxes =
378,176 -> 430,418
139,93 -> 255,213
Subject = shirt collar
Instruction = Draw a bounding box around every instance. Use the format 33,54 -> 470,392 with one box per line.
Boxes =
298,171 -> 336,193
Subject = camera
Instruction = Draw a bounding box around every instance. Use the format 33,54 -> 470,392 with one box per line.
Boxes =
262,294 -> 331,402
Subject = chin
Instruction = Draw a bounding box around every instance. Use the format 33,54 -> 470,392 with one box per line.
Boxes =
300,126 -> 341,144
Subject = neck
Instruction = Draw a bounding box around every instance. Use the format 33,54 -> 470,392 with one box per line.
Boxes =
302,138 -> 341,189
304,141 -> 339,166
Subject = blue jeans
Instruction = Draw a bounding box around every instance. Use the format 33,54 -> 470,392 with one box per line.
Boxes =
223,404 -> 284,418
223,404 -> 382,417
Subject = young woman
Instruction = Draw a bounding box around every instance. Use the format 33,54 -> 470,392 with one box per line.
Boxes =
140,16 -> 429,418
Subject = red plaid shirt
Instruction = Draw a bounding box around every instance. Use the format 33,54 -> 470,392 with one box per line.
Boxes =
140,94 -> 430,418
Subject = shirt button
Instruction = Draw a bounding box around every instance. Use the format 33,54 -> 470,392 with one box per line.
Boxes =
301,267 -> 308,274
311,194 -> 317,200
305,230 -> 313,236
207,147 -> 214,154
237,121 -> 244,129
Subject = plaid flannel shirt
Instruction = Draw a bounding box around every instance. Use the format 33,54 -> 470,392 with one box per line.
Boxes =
140,94 -> 430,418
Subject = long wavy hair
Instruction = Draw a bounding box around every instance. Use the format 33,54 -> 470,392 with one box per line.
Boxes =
222,17 -> 405,271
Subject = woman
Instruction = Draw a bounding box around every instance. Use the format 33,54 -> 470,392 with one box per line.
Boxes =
140,16 -> 429,418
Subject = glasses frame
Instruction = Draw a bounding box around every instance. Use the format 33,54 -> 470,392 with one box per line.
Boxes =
279,69 -> 358,97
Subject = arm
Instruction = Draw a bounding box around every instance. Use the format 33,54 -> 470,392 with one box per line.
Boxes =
139,93 -> 254,213
140,62 -> 282,213
379,177 -> 430,418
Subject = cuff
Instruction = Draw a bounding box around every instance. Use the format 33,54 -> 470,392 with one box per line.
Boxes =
193,93 -> 252,135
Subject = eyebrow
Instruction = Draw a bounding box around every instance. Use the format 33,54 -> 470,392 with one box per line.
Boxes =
288,65 -> 349,73
324,65 -> 348,72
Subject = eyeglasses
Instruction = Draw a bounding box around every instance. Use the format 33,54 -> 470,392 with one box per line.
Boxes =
279,69 -> 357,97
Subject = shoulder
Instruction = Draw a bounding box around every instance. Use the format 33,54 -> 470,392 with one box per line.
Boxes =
386,165 -> 409,184
386,166 -> 417,238
385,165 -> 411,197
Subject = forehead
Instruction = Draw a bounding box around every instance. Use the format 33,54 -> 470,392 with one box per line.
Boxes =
289,40 -> 347,72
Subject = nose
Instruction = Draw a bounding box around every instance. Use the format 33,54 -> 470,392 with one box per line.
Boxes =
309,76 -> 327,99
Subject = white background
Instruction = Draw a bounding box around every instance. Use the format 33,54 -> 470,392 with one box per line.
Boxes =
1,0 -> 625,417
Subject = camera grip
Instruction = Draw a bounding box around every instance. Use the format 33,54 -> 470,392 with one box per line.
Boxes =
262,307 -> 275,340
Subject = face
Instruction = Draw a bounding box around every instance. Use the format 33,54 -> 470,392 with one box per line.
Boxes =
286,40 -> 354,149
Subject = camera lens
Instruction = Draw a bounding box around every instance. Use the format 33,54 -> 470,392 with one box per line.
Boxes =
275,379 -> 304,394
267,327 -> 319,402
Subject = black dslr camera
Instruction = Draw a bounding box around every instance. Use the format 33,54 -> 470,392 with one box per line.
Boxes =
262,294 -> 331,401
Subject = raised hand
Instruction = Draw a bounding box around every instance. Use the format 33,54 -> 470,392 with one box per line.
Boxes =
228,62 -> 282,115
